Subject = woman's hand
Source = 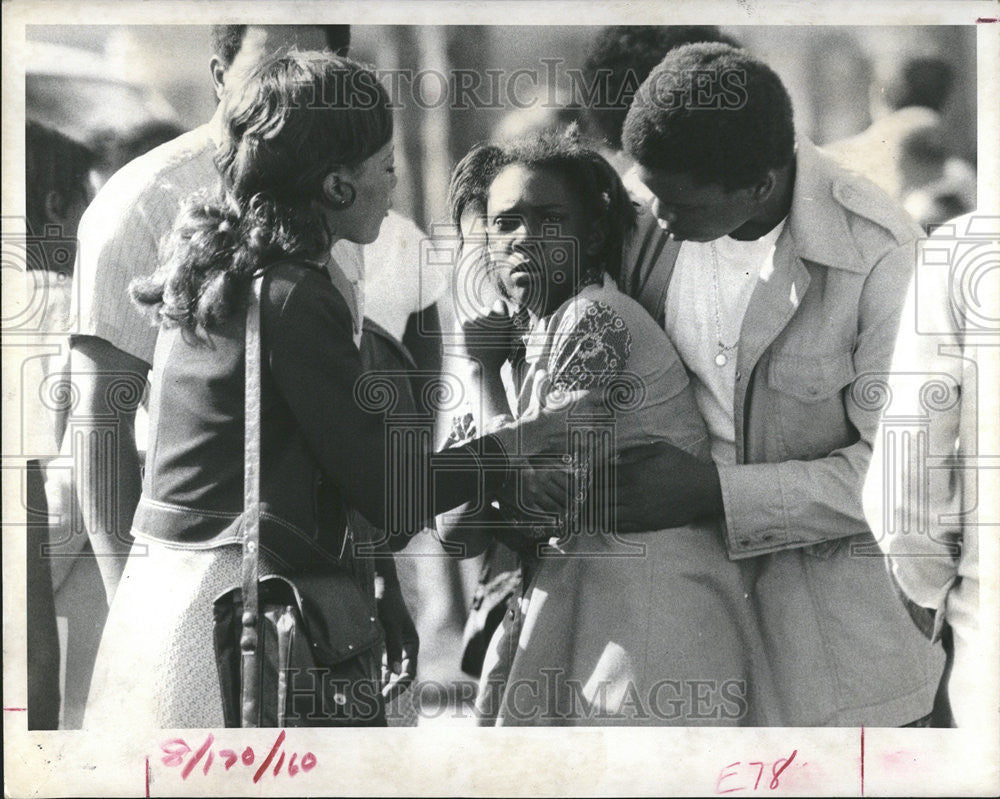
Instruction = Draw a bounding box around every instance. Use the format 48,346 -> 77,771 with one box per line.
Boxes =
496,455 -> 572,519
375,575 -> 419,701
459,299 -> 516,378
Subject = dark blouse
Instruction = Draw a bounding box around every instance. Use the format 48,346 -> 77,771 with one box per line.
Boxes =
132,260 -> 509,571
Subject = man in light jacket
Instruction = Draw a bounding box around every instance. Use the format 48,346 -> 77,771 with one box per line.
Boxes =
612,43 -> 945,725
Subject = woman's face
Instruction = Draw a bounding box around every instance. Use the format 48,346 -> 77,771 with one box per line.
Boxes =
486,164 -> 591,317
329,140 -> 397,245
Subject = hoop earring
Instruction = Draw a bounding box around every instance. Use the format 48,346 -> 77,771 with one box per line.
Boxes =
329,183 -> 356,211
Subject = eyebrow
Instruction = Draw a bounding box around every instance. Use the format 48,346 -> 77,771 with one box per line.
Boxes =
491,202 -> 568,215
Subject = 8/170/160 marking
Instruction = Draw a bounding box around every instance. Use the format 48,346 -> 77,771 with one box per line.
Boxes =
159,730 -> 316,783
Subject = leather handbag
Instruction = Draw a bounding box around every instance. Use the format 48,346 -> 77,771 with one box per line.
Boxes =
212,273 -> 382,727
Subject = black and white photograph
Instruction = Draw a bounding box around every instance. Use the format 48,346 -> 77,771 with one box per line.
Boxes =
2,0 -> 998,795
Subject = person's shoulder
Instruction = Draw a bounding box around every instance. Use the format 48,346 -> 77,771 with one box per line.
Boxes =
568,277 -> 667,337
264,259 -> 332,298
546,285 -> 635,386
262,259 -> 346,319
831,167 -> 923,250
795,138 -> 923,272
550,280 -> 639,346
82,126 -> 216,225
97,126 -> 213,196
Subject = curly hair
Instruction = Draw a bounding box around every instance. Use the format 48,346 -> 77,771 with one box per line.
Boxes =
131,52 -> 392,334
622,43 -> 795,190
582,26 -> 740,150
448,125 -> 637,283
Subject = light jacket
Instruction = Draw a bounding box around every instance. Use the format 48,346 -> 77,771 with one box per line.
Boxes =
622,137 -> 945,725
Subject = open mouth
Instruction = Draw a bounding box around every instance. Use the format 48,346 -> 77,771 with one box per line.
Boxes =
508,264 -> 535,284
498,253 -> 538,286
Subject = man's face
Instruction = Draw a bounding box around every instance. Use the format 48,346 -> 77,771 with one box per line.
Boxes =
217,26 -> 333,100
635,165 -> 758,242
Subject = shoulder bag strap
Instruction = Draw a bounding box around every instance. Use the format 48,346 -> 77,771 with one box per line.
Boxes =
240,274 -> 264,727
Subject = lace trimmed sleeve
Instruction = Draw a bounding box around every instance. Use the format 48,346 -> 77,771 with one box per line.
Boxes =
547,299 -> 633,390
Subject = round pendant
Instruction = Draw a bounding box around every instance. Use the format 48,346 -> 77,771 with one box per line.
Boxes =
715,352 -> 728,367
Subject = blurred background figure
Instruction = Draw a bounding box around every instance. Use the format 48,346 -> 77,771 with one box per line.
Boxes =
864,211 -> 997,729
24,41 -> 193,728
491,84 -> 584,141
87,120 -> 188,192
825,56 -> 976,228
23,120 -> 103,729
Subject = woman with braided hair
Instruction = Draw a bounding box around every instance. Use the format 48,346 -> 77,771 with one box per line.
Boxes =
439,129 -> 775,726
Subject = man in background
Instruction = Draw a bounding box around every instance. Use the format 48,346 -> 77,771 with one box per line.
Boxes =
825,56 -> 976,228
62,24 -> 422,722
863,212 -> 996,729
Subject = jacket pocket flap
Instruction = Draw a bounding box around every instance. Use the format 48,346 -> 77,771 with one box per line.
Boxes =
271,573 -> 382,665
768,351 -> 855,403
214,572 -> 382,666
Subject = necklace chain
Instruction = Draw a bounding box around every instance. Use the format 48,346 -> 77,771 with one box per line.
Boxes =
710,241 -> 739,364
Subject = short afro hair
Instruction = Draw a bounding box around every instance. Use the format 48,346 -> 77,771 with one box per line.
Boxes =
210,25 -> 351,66
583,26 -> 740,150
448,126 -> 637,282
622,43 -> 795,190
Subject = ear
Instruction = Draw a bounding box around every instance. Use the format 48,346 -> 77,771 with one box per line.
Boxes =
322,170 -> 355,206
210,55 -> 227,101
750,171 -> 777,204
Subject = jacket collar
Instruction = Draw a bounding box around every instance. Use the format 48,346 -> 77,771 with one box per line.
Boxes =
784,136 -> 865,273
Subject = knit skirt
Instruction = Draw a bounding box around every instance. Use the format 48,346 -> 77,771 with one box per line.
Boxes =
84,538 -> 382,729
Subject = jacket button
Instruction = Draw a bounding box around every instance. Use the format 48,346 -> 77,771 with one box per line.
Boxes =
735,370 -> 742,381
808,386 -> 820,396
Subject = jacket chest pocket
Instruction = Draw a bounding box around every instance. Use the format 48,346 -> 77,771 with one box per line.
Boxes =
767,351 -> 856,460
